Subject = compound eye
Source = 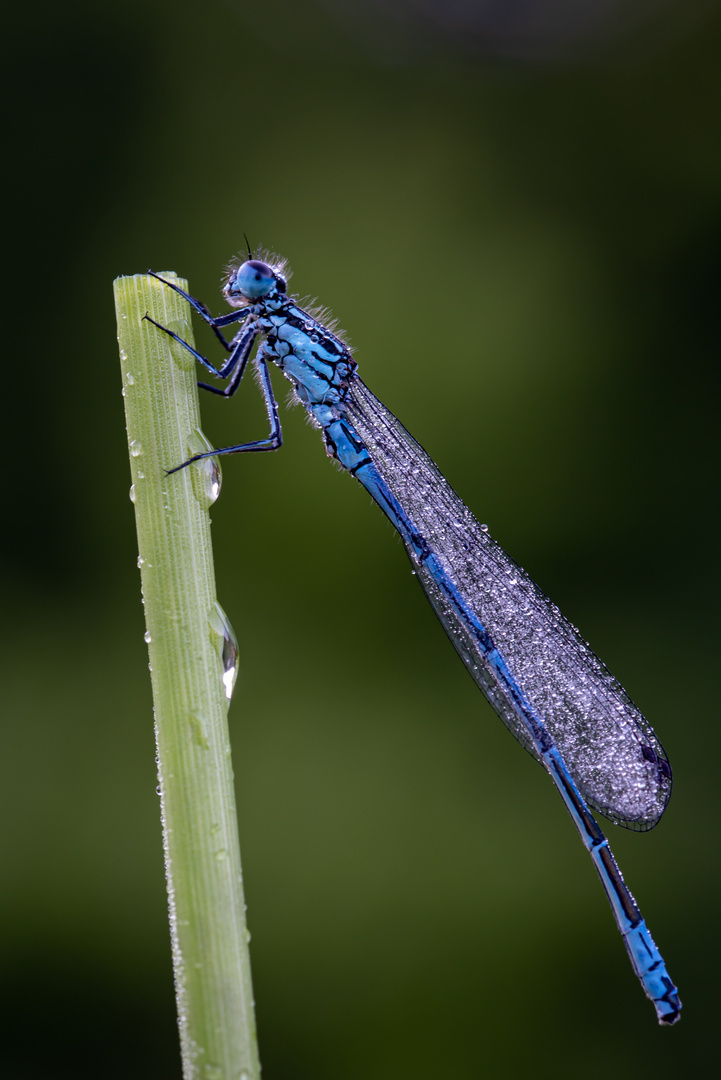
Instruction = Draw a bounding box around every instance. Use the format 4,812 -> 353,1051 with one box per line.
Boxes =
234,259 -> 276,299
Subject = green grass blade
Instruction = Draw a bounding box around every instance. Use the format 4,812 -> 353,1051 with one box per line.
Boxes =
114,273 -> 260,1080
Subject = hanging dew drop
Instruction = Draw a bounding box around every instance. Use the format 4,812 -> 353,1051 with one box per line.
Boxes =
144,630 -> 152,643
198,454 -> 222,507
186,428 -> 222,508
207,601 -> 239,701
129,484 -> 136,503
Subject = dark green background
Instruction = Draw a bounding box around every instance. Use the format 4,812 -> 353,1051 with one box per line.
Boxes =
3,1 -> 719,1075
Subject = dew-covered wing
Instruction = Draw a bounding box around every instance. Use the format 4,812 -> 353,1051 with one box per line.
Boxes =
345,378 -> 672,831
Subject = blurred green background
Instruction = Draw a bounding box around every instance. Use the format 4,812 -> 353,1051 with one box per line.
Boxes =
3,0 -> 719,1075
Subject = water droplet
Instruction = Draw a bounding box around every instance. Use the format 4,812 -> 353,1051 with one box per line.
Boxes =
165,318 -> 194,369
208,601 -> 239,701
245,928 -> 252,943
129,439 -> 143,457
126,372 -> 135,385
186,429 -> 221,507
480,523 -> 489,533
214,848 -> 228,862
137,555 -> 144,568
129,484 -> 136,503
121,386 -> 126,397
144,630 -> 152,643
137,468 -> 145,479
120,348 -> 128,361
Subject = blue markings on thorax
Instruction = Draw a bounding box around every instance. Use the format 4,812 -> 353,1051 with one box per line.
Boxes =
261,303 -> 362,464
264,309 -> 351,401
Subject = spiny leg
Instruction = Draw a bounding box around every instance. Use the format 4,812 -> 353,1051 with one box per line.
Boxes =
214,323 -> 261,383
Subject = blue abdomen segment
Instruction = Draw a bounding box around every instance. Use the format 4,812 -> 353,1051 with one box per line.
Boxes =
322,417 -> 372,473
544,747 -> 681,1025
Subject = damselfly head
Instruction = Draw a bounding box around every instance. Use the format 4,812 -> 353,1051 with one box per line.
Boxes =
223,259 -> 287,306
